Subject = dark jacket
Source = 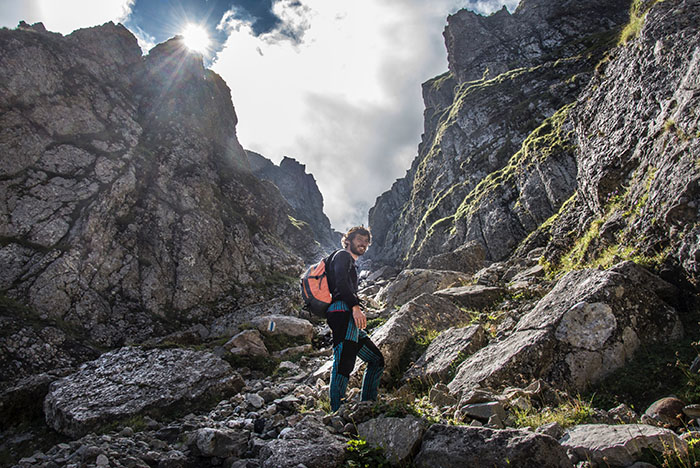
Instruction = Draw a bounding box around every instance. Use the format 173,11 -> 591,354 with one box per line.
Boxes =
327,249 -> 360,308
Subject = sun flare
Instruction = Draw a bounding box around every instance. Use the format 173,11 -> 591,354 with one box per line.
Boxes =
182,23 -> 211,54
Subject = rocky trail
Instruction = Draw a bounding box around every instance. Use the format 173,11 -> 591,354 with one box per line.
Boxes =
3,248 -> 700,468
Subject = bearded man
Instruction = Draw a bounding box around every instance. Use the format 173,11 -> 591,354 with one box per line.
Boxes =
326,226 -> 384,411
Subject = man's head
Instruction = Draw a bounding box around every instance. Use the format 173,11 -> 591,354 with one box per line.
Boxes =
342,226 -> 371,257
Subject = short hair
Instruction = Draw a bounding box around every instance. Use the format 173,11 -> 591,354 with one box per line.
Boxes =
342,226 -> 371,248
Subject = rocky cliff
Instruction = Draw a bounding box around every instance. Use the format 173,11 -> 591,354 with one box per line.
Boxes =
0,22 -> 317,359
368,0 -> 633,267
247,151 -> 341,255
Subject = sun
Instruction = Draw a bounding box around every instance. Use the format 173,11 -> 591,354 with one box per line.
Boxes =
181,23 -> 211,54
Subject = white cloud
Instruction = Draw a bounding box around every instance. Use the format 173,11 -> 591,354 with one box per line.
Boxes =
212,0 -> 474,230
129,23 -> 156,53
0,0 -> 134,34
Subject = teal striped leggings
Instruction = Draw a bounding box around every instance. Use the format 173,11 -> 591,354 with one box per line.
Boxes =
327,301 -> 384,411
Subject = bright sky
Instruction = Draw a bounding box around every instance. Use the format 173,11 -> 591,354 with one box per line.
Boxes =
0,0 -> 519,231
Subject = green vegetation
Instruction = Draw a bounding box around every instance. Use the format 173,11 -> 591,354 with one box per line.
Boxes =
301,394 -> 332,414
638,435 -> 700,468
513,396 -> 594,429
543,165 -> 667,278
410,101 -> 578,257
366,316 -> 388,332
454,102 -> 575,220
343,438 -> 390,468
370,394 -> 441,425
618,0 -> 664,45
389,327 -> 441,389
287,215 -> 309,230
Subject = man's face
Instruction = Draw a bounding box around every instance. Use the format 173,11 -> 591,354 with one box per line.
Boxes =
349,234 -> 370,256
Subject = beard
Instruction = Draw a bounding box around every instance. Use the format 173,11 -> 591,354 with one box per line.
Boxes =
350,243 -> 366,256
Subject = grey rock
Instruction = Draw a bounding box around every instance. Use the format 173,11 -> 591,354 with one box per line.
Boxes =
459,388 -> 497,405
443,0 -> 629,83
457,401 -> 506,424
44,347 -> 244,437
560,424 -> 688,467
225,330 -> 269,357
403,325 -> 487,385
543,0 -> 700,284
434,285 -> 505,310
448,266 -> 682,397
194,428 -> 248,458
246,393 -> 265,410
683,404 -> 700,419
368,293 -> 469,378
376,269 -> 469,307
357,416 -> 426,465
367,0 -> 630,268
259,416 -> 346,468
536,422 -> 565,440
428,383 -> 459,407
366,266 -> 399,283
414,424 -> 573,468
608,404 -> 639,424
251,315 -> 314,343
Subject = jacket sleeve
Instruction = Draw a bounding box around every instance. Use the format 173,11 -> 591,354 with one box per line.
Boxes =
330,250 -> 360,308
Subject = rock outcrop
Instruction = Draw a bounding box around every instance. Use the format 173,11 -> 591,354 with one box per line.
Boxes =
0,22 -> 315,357
247,151 -> 341,255
448,263 -> 682,397
43,347 -> 243,438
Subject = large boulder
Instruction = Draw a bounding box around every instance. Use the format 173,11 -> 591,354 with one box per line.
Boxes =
369,293 -> 469,377
44,347 -> 244,437
259,415 -> 346,468
376,269 -> 469,307
448,264 -> 682,397
403,325 -> 487,385
560,424 -> 688,467
357,416 -> 426,465
250,314 -> 314,342
413,424 -> 573,468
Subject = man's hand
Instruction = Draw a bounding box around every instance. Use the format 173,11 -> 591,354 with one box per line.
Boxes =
352,305 -> 367,330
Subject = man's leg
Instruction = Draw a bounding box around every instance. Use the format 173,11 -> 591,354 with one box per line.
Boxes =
327,303 -> 361,411
357,335 -> 384,402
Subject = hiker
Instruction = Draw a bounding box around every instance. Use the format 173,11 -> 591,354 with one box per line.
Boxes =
326,226 -> 384,411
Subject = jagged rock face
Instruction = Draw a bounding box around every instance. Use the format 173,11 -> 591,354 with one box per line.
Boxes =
368,0 -> 631,267
247,151 -> 340,255
0,23 -> 313,350
544,0 -> 700,286
444,0 -> 630,83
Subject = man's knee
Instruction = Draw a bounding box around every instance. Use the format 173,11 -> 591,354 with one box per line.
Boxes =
337,340 -> 359,376
376,351 -> 385,369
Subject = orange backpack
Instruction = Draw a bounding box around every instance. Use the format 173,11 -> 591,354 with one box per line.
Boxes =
300,250 -> 340,317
